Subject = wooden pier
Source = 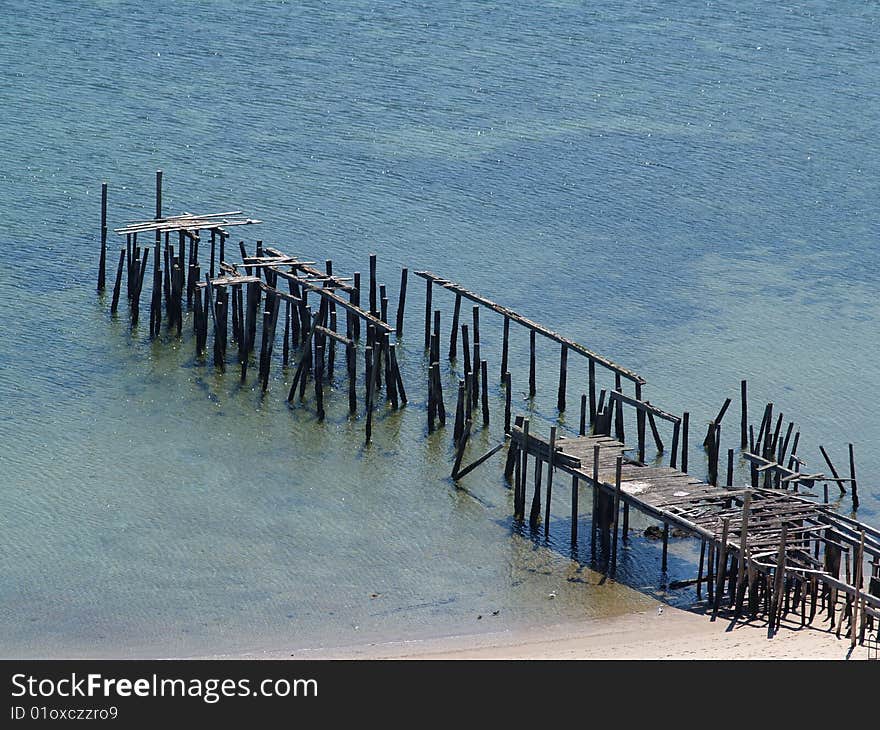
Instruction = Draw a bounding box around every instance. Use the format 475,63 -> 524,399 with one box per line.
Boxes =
96,171 -> 880,650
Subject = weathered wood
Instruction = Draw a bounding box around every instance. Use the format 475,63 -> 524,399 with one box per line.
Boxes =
528,329 -> 536,397
849,443 -> 859,510
454,379 -> 465,443
611,456 -> 623,573
98,182 -> 108,291
504,371 -> 512,434
662,522 -> 669,572
449,293 -> 461,361
703,398 -> 731,447
635,382 -> 645,462
414,271 -> 645,384
453,439 -> 507,481
740,379 -> 748,450
110,248 -> 125,314
500,315 -> 509,382
396,267 -> 407,337
424,277 -> 432,348
480,359 -> 489,427
681,412 -> 689,473
712,517 -> 730,620
544,426 -> 556,537
557,344 -> 568,412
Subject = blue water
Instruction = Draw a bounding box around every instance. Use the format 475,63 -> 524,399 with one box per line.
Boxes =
1,1 -> 878,657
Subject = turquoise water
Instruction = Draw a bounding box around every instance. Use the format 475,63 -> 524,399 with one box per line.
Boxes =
1,1 -> 878,657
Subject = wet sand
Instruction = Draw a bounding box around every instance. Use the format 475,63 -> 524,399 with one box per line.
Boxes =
276,605 -> 869,660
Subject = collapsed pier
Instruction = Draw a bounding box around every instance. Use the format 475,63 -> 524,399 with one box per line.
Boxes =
95,172 -> 880,652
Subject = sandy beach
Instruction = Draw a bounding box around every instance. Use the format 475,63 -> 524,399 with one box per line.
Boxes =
281,605 -> 871,660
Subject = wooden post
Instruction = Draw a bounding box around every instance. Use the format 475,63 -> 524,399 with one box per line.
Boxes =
819,445 -> 847,496
670,421 -> 680,469
432,310 -> 441,362
544,426 -> 556,537
530,454 -> 543,527
155,169 -> 162,226
528,329 -> 536,397
635,381 -> 645,462
461,324 -> 471,378
579,394 -> 587,436
454,379 -> 466,443
740,379 -> 748,450
557,344 -> 568,412
424,277 -> 432,349
504,371 -> 512,434
697,540 -> 706,600
396,267 -> 407,337
612,374 -> 624,442
369,253 -> 377,317
448,293 -> 461,361
571,474 -> 579,545
734,493 -> 751,617
347,340 -> 357,415
712,518 -> 730,620
365,346 -> 378,444
352,272 -> 361,340
314,343 -> 325,419
726,448 -> 734,487
97,182 -> 107,291
480,359 -> 489,427
591,443 -> 600,559
770,526 -> 787,635
433,362 -> 445,425
611,456 -> 622,574
110,249 -> 125,314
520,419 -> 530,521
848,443 -> 859,510
662,522 -> 669,572
471,307 -> 480,407
500,315 -> 509,381
588,359 -> 596,424
681,412 -> 689,473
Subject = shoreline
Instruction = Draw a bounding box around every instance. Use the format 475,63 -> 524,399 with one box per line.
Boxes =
264,605 -> 868,660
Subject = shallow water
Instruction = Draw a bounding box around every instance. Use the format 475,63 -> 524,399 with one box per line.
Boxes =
1,1 -> 877,657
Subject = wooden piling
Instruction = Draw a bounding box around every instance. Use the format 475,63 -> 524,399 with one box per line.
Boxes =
849,443 -> 859,510
110,249 -> 125,314
519,419 -> 530,522
819,445 -> 847,497
697,540 -> 705,600
528,329 -> 536,397
480,359 -> 489,427
635,381 -> 645,462
98,182 -> 107,291
662,522 -> 669,572
579,394 -> 587,436
500,315 -> 509,381
544,426 -> 556,537
471,307 -> 480,407
424,277 -> 432,349
504,371 -> 512,434
681,411 -> 689,473
454,379 -> 466,443
352,272 -> 361,340
611,456 -> 623,573
461,324 -> 471,378
740,379 -> 748,449
557,344 -> 568,412
588,359 -> 596,424
369,253 -> 377,317
712,518 -> 730,620
448,293 -> 461,361
396,267 -> 407,337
